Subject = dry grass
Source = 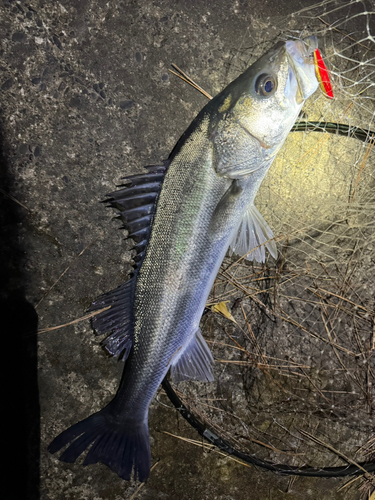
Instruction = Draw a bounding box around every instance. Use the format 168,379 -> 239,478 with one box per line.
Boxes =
39,5 -> 375,489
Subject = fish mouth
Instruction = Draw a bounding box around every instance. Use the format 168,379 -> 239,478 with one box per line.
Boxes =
286,56 -> 305,105
285,36 -> 319,103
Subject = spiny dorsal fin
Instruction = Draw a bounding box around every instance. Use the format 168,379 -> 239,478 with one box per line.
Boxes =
90,161 -> 169,360
105,162 -> 169,261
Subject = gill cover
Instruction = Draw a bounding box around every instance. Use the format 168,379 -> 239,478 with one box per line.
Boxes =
210,36 -> 320,180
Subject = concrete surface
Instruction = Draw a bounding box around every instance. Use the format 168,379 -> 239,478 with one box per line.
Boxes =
0,1 -> 370,499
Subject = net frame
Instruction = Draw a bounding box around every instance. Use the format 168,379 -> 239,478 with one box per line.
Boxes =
162,0 -> 375,481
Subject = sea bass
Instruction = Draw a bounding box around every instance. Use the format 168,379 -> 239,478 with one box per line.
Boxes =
49,36 -> 320,481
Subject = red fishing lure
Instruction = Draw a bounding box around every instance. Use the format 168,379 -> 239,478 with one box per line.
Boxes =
314,48 -> 333,99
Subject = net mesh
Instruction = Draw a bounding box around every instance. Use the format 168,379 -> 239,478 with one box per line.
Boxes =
163,0 -> 375,486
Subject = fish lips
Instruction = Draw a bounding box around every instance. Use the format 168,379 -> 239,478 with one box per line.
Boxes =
285,36 -> 319,103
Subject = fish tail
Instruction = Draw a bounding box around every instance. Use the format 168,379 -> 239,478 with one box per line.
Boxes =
48,409 -> 151,482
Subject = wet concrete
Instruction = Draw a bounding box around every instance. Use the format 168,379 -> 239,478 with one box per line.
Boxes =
0,0 -> 367,499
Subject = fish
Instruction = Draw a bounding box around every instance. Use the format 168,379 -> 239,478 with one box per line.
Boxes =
48,35 -> 320,482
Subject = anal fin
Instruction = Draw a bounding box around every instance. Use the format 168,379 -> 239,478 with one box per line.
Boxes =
170,328 -> 214,383
230,203 -> 277,263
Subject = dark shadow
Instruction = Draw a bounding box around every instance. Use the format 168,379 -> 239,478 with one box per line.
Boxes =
0,119 -> 40,499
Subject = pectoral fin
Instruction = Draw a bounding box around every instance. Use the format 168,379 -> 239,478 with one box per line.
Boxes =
230,204 -> 277,263
209,179 -> 243,238
170,328 -> 214,383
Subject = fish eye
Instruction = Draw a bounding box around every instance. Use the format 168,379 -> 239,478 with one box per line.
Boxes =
255,74 -> 277,96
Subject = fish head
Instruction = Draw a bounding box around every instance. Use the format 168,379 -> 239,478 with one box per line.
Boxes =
210,35 -> 319,169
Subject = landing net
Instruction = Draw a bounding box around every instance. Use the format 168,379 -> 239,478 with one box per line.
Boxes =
163,1 -> 375,488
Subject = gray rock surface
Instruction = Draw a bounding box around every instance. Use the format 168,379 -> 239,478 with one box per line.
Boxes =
0,1 -> 368,499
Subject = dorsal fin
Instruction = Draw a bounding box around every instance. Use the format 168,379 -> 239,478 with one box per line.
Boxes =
90,279 -> 136,361
90,161 -> 169,360
106,160 -> 169,267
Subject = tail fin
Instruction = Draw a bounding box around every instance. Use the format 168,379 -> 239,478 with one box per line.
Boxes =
48,410 -> 151,482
